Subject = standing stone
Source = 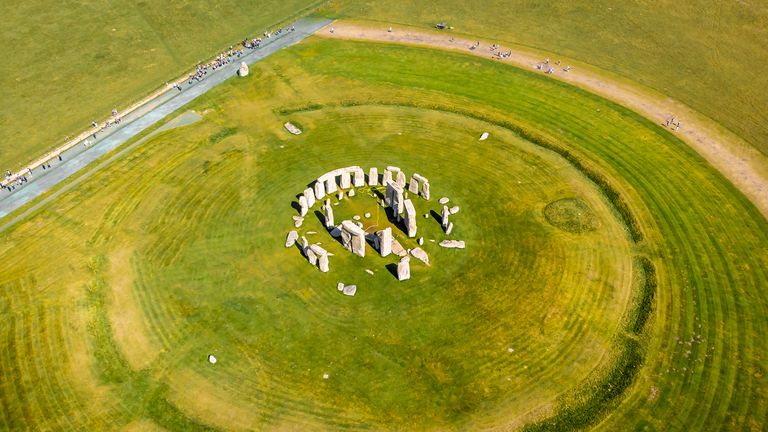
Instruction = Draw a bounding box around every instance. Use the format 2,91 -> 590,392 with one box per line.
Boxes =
325,177 -> 338,194
382,169 -> 393,185
348,188 -> 355,197
368,167 -> 379,186
338,190 -> 345,200
310,245 -> 330,272
301,236 -> 309,253
340,171 -> 351,189
306,247 -> 318,265
408,176 -> 420,194
340,220 -> 366,257
238,62 -> 249,77
395,170 -> 407,188
413,174 -> 430,200
441,205 -> 450,229
420,180 -> 430,200
303,188 -> 316,208
285,230 -> 299,247
386,181 -> 405,218
397,256 -> 411,281
323,200 -> 335,228
314,180 -> 326,199
377,227 -> 392,257
299,195 -> 308,217
403,199 -> 417,237
353,169 -> 365,187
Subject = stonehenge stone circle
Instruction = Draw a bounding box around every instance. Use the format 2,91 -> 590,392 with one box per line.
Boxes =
397,256 -> 411,281
341,220 -> 366,257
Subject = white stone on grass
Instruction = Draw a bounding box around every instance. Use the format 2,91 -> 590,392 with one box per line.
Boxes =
446,222 -> 454,235
208,354 -> 217,364
418,237 -> 424,245
365,269 -> 374,275
284,122 -> 302,135
403,199 -> 417,237
238,62 -> 249,77
364,212 -> 371,218
343,285 -> 357,296
410,247 -> 429,265
337,282 -> 345,291
368,167 -> 379,186
449,206 -> 460,214
341,220 -> 366,257
479,132 -> 489,140
377,227 -> 392,257
439,197 -> 450,204
439,240 -> 466,249
285,231 -> 299,247
397,256 -> 411,281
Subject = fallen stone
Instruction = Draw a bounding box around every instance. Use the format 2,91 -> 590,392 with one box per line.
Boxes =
294,218 -> 303,228
284,122 -> 302,135
418,237 -> 424,245
479,132 -> 489,140
364,212 -> 371,218
343,285 -> 357,296
285,230 -> 299,247
446,222 -> 454,235
365,269 -> 374,275
208,354 -> 217,364
307,231 -> 317,235
391,237 -> 407,257
348,188 -> 356,197
449,206 -> 460,214
292,215 -> 302,221
439,197 -> 450,204
439,240 -> 466,249
337,282 -> 345,291
410,247 -> 430,265
353,215 -> 361,221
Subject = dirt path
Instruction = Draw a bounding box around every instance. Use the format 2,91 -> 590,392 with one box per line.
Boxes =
318,22 -> 768,220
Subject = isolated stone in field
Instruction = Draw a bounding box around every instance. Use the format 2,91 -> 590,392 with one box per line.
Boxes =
396,170 -> 407,188
208,354 -> 218,364
424,213 -> 429,218
439,240 -> 465,249
238,62 -> 249,77
418,237 -> 424,245
348,188 -> 356,197
368,167 -> 379,186
441,205 -> 450,229
285,230 -> 299,247
340,171 -> 351,189
479,132 -> 489,140
449,206 -> 460,214
408,176 -> 420,194
342,285 -> 357,296
439,197 -> 450,204
303,187 -> 316,208
353,215 -> 361,221
446,222 -> 454,235
323,200 -> 335,228
323,373 -> 329,379
377,227 -> 392,257
410,247 -> 429,265
404,199 -> 418,237
364,212 -> 371,218
353,168 -> 366,187
341,220 -> 366,257
397,256 -> 411,281
314,180 -> 326,199
365,269 -> 374,275
299,195 -> 308,217
337,282 -> 345,291
284,122 -> 302,135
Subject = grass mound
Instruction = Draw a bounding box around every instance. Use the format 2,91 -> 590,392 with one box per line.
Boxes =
543,197 -> 600,234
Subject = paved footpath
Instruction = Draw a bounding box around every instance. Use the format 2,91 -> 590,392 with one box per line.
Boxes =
0,18 -> 331,227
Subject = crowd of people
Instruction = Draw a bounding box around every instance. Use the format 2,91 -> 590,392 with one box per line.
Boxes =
3,23 -> 299,194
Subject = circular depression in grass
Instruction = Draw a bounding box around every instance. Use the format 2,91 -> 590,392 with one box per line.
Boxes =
128,105 -> 635,428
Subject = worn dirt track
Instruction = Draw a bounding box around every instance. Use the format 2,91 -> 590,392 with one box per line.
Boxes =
318,22 -> 768,220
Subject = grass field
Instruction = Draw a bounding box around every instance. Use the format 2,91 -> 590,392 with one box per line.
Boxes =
321,1 -> 768,157
0,0 -> 321,169
1,38 -> 766,430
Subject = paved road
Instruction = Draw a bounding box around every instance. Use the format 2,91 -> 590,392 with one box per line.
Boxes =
0,18 -> 331,228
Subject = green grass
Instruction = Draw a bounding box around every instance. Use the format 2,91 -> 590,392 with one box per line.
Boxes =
320,1 -> 768,156
0,0 -> 323,169
1,38 -> 767,430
